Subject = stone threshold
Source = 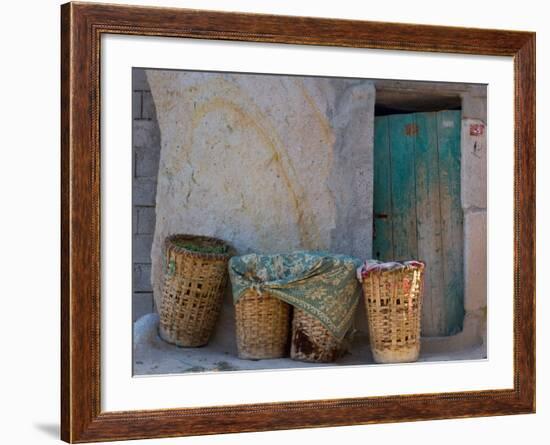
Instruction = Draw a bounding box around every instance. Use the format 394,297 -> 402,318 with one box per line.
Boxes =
133,313 -> 486,376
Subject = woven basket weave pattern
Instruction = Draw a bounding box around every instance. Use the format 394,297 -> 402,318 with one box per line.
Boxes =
159,235 -> 230,348
235,290 -> 291,359
290,308 -> 343,363
361,265 -> 424,363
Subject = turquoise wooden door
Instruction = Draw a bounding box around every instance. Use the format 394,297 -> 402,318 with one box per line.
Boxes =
373,110 -> 464,336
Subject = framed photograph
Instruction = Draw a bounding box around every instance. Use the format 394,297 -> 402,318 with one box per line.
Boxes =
61,2 -> 535,442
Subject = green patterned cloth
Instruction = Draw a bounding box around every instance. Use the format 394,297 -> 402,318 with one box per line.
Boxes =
229,252 -> 362,340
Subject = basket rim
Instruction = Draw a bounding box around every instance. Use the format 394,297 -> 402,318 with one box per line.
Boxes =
164,234 -> 233,260
357,259 -> 425,280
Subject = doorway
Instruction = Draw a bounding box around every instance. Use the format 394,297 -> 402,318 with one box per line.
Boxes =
373,110 -> 464,336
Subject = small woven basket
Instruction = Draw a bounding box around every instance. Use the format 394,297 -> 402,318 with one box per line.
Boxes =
359,260 -> 425,364
158,234 -> 231,348
290,309 -> 344,363
235,290 -> 291,360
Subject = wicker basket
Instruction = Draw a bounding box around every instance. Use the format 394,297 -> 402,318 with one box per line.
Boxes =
158,234 -> 231,347
290,308 -> 344,363
235,290 -> 291,360
359,260 -> 425,364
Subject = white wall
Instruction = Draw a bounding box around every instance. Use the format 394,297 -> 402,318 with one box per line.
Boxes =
0,0 -> 547,444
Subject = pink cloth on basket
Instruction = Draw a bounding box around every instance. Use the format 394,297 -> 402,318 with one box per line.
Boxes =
356,259 -> 425,281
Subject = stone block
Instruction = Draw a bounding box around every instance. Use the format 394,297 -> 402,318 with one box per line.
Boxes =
132,207 -> 138,234
133,178 -> 156,206
133,292 -> 154,321
422,309 -> 485,354
133,263 -> 153,292
132,91 -> 142,120
133,120 -> 160,150
461,118 -> 487,210
465,84 -> 488,98
132,68 -> 150,91
135,146 -> 160,178
134,234 -> 154,263
136,206 -> 156,234
141,91 -> 157,121
146,70 -> 375,310
464,211 -> 487,312
461,93 -> 487,123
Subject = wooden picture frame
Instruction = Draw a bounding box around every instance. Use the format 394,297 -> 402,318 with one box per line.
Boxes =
61,2 -> 535,442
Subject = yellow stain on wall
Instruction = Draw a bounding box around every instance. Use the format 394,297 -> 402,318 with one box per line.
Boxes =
189,95 -> 322,248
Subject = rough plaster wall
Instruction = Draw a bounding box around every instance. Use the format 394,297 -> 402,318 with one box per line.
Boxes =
132,69 -> 161,321
146,70 -> 375,331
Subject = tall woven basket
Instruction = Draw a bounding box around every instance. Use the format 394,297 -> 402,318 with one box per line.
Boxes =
290,309 -> 344,363
359,260 -> 425,364
158,234 -> 231,348
235,290 -> 291,360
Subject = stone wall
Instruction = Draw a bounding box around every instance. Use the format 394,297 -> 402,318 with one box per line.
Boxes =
146,70 -> 376,313
132,69 -> 161,321
460,87 -> 488,350
144,70 -> 376,338
132,70 -> 487,352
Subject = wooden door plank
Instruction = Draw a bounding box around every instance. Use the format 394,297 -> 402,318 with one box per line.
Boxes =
389,114 -> 418,261
415,112 -> 446,336
373,116 -> 394,261
437,110 -> 465,335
